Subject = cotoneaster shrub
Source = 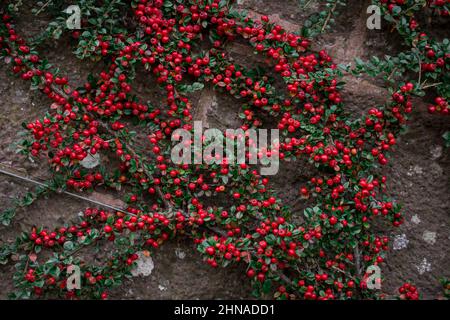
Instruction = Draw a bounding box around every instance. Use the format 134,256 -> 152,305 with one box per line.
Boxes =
0,0 -> 448,300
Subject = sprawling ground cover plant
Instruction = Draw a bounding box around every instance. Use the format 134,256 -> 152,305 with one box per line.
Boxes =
0,0 -> 448,299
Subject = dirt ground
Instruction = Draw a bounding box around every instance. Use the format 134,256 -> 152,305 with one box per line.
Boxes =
0,0 -> 448,299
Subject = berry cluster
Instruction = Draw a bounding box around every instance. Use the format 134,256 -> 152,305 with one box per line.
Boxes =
398,282 -> 420,300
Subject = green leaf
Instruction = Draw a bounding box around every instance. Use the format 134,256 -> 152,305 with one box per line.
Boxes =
443,131 -> 450,148
63,241 -> 74,251
262,279 -> 272,294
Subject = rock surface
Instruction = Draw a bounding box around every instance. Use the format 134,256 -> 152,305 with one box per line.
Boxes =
0,0 -> 448,299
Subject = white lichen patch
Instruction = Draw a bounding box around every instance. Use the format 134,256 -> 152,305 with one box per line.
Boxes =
80,152 -> 100,169
430,145 -> 443,160
175,248 -> 186,260
131,252 -> 154,277
422,231 -> 437,245
407,165 -> 423,176
393,234 -> 409,250
411,215 -> 421,225
416,258 -> 432,275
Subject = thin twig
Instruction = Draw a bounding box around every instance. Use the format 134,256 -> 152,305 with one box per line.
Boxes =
354,244 -> 362,277
23,245 -> 35,274
300,0 -> 314,9
416,51 -> 422,87
386,67 -> 398,82
0,167 -> 132,215
421,82 -> 442,90
332,265 -> 357,281
321,1 -> 338,33
34,0 -> 52,16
